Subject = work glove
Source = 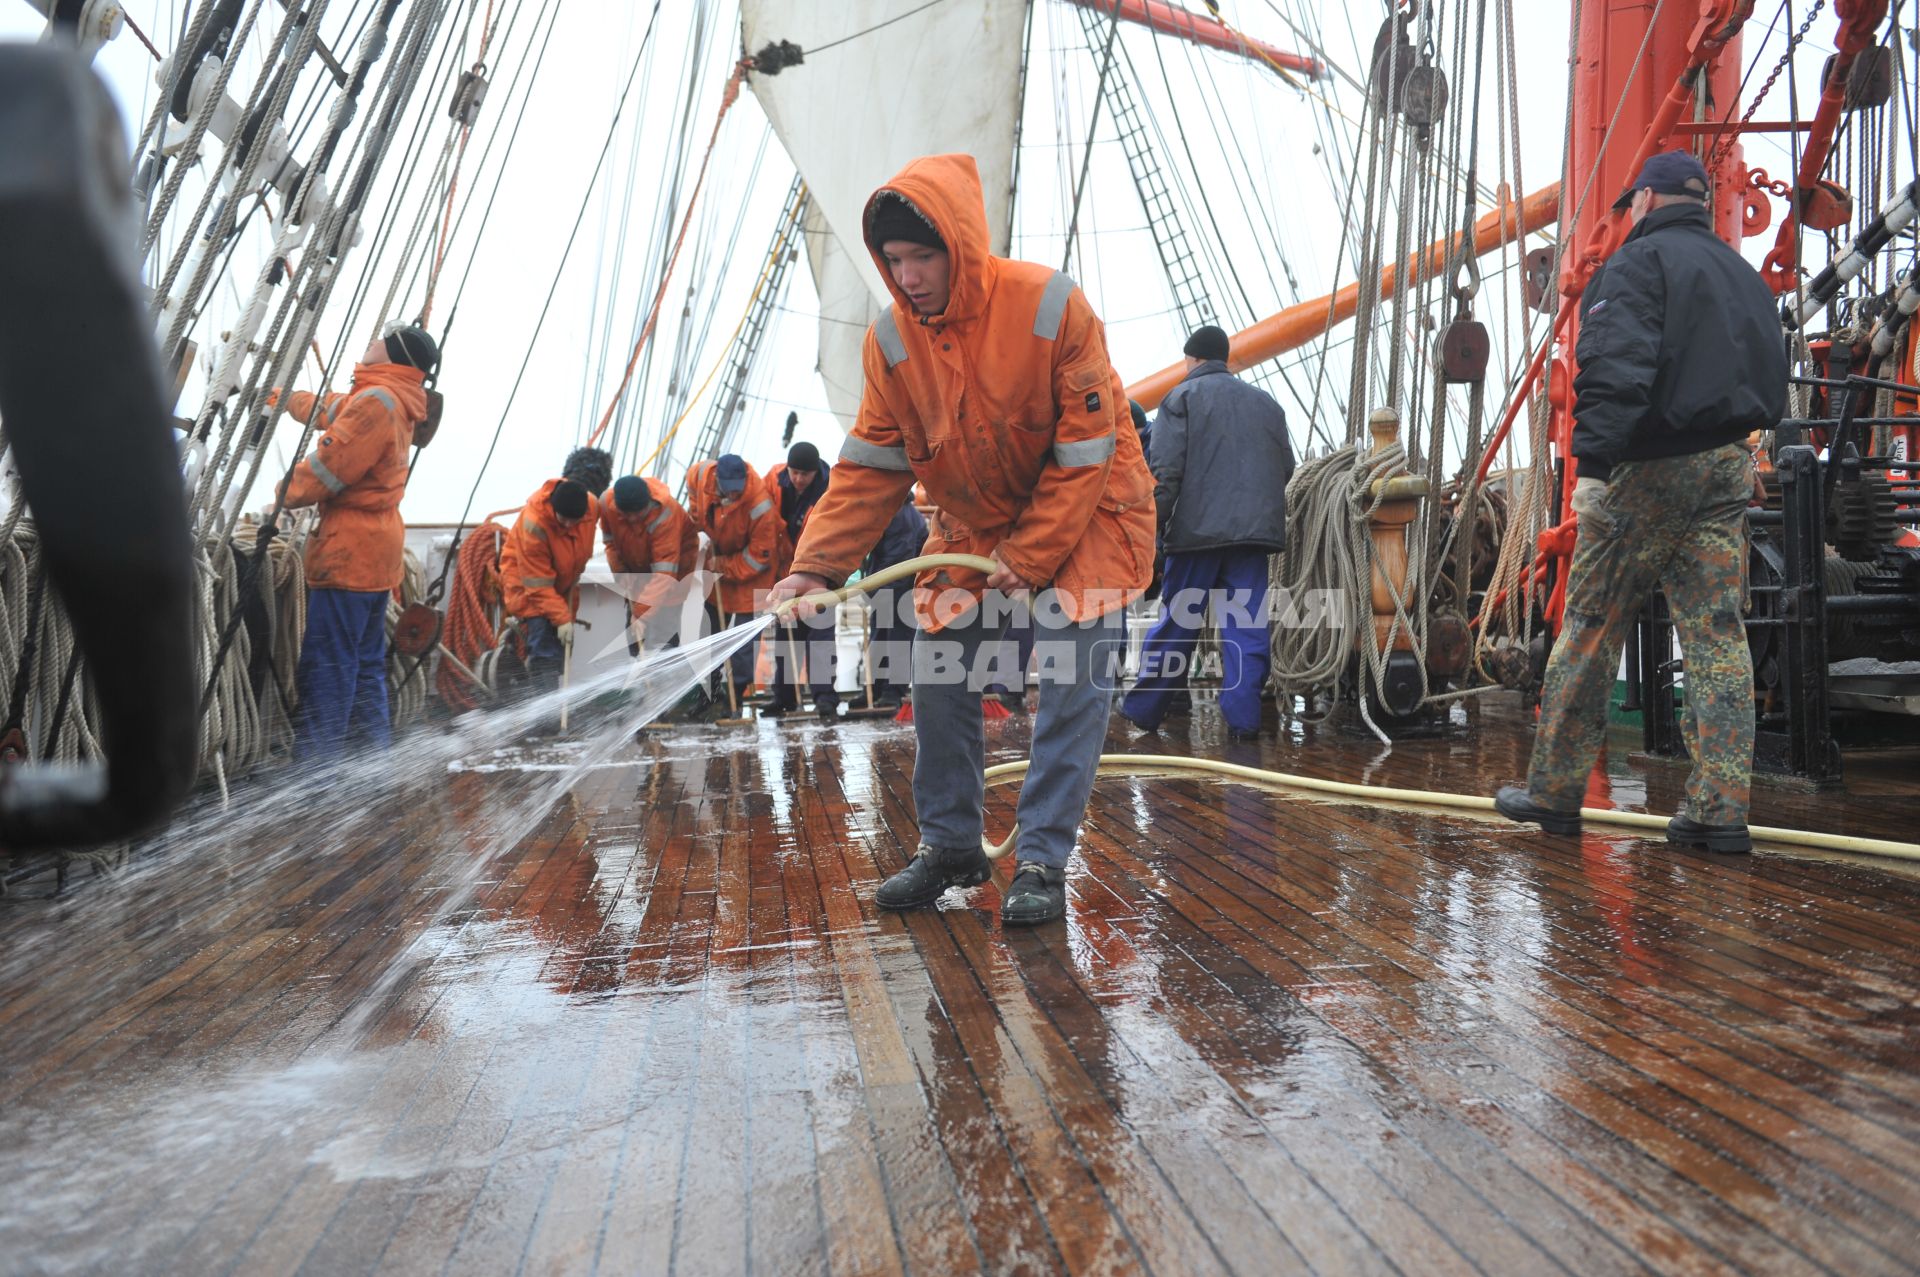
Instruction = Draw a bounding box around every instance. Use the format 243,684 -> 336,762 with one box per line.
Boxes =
556,621 -> 577,648
1570,476 -> 1607,524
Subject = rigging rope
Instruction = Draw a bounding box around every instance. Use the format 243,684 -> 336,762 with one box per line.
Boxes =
585,57 -> 748,449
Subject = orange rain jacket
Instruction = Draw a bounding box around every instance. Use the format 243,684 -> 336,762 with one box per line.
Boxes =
599,477 -> 698,616
686,459 -> 781,614
500,478 -> 598,626
787,154 -> 1154,630
280,362 -> 429,592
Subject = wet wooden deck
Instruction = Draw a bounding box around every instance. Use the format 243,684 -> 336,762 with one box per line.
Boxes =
4,696 -> 1920,1274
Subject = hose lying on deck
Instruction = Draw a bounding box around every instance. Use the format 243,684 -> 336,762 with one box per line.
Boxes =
773,555 -> 1920,866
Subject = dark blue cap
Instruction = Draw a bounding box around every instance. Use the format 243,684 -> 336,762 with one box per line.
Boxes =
716,454 -> 748,496
1614,148 -> 1711,209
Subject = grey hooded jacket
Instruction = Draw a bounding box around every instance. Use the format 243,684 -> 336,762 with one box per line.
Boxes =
1150,360 -> 1295,554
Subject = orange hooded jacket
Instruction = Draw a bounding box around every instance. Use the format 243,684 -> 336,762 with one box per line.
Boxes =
787,154 -> 1154,630
500,478 -> 598,626
686,459 -> 781,614
280,362 -> 429,592
600,477 -> 698,616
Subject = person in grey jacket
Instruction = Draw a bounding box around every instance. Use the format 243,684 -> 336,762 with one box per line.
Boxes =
1121,325 -> 1295,739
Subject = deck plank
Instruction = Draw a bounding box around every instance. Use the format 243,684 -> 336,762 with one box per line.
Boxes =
4,699 -> 1920,1274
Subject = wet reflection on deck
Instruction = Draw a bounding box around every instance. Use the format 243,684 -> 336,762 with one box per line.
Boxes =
4,698 -> 1920,1274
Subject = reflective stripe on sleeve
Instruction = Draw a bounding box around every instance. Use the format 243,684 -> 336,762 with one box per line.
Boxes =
874,310 -> 909,367
521,575 -> 556,588
748,497 -> 775,520
646,507 -> 671,532
1033,270 -> 1077,340
1051,430 -> 1116,468
741,550 -> 766,573
649,560 -> 678,573
838,436 -> 913,471
358,387 -> 399,415
305,451 -> 346,494
522,518 -> 549,541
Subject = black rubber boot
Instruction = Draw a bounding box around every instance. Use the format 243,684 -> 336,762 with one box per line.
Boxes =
875,843 -> 992,909
1494,785 -> 1581,835
1666,813 -> 1752,854
1000,862 -> 1066,927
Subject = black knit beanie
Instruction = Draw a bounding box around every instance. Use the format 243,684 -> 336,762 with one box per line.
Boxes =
1183,325 -> 1230,362
866,193 -> 946,254
611,474 -> 653,514
550,479 -> 589,521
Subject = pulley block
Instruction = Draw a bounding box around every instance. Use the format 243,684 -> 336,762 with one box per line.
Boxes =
1823,45 -> 1894,110
1523,246 -> 1556,313
1799,180 -> 1854,233
448,64 -> 488,126
414,388 -> 444,449
1435,318 -> 1489,384
1425,611 -> 1471,681
1369,651 -> 1426,720
391,603 -> 443,659
1400,65 -> 1449,129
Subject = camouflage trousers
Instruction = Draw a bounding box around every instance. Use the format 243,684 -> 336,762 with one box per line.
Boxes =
1527,444 -> 1755,825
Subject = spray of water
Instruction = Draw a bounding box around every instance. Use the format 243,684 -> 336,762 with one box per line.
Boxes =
0,615 -> 778,1267
0,615 -> 773,1058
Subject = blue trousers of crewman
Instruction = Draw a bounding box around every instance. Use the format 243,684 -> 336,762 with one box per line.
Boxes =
912,602 -> 1121,869
1122,548 -> 1271,734
293,587 -> 392,762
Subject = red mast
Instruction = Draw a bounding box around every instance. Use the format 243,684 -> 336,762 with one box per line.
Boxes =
1537,2 -> 1754,627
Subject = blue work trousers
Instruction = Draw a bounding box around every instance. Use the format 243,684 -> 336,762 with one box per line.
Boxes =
1122,548 -> 1271,734
912,602 -> 1121,869
293,587 -> 392,762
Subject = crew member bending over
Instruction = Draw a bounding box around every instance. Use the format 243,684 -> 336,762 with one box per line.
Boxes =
600,473 -> 698,651
687,454 -> 781,706
500,473 -> 596,701
770,154 -> 1154,927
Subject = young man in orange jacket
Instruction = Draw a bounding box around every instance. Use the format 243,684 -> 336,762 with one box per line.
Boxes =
500,475 -> 596,700
599,473 -> 697,651
769,154 -> 1154,926
687,454 -> 781,706
278,324 -> 435,761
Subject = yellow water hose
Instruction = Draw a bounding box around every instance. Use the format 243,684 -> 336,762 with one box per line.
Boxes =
774,554 -> 1920,866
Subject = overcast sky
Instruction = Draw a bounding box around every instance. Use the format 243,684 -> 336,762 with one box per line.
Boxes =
1,0 -> 1868,523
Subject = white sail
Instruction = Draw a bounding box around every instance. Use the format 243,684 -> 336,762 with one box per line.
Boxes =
741,0 -> 1026,432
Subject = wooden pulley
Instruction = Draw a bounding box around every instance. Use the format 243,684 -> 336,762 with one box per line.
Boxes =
1367,11 -> 1415,112
1400,64 -> 1449,129
1823,45 -> 1894,110
392,602 -> 443,658
413,388 -> 444,449
1425,611 -> 1471,681
1522,246 -> 1556,313
1435,318 -> 1490,384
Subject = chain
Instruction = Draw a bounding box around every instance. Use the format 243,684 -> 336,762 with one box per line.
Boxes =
1709,0 -> 1826,172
